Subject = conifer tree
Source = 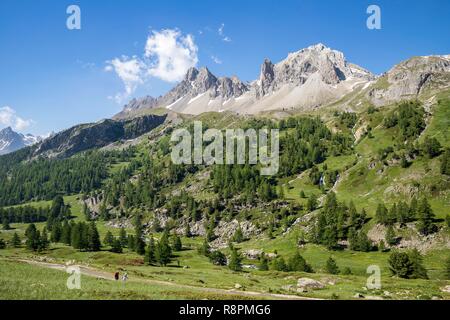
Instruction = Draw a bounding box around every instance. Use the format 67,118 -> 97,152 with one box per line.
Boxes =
288,251 -> 313,272
25,224 -> 39,251
2,216 -> 10,230
110,238 -> 123,253
325,256 -> 339,274
408,249 -> 428,279
104,231 -> 114,247
61,220 -> 72,245
12,232 -> 21,248
119,227 -> 127,246
83,203 -> 91,221
127,235 -> 135,251
385,225 -> 397,246
87,221 -> 101,251
258,253 -> 269,271
228,243 -> 242,271
417,198 -> 436,235
173,235 -> 182,251
39,228 -> 50,251
0,238 -> 6,249
145,236 -> 156,265
198,238 -> 210,256
232,226 -> 244,243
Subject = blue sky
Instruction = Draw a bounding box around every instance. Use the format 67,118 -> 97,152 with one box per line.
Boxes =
0,0 -> 449,136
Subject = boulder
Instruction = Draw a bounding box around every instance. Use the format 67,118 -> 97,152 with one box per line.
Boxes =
297,278 -> 325,291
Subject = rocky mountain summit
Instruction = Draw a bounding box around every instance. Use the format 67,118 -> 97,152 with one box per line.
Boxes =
115,43 -> 377,117
115,43 -> 449,118
0,127 -> 42,155
368,55 -> 450,106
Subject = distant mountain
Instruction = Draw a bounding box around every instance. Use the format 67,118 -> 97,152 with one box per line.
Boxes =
0,127 -> 42,155
32,114 -> 167,158
115,43 -> 376,118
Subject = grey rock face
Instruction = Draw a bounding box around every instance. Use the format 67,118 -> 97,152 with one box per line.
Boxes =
33,114 -> 166,158
254,43 -> 374,98
368,55 -> 450,105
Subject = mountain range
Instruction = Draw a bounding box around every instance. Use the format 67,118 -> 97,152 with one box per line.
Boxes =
2,43 -> 449,157
0,127 -> 42,155
114,43 -> 450,119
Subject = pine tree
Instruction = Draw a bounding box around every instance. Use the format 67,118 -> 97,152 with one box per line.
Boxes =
306,194 -> 318,212
325,257 -> 339,274
258,253 -> 269,271
104,231 -> 114,247
12,232 -> 21,248
50,220 -> 62,243
388,251 -> 413,278
288,251 -> 313,272
232,226 -> 244,243
184,223 -> 192,237
2,216 -> 10,230
61,220 -> 72,245
119,227 -> 127,247
134,214 -> 146,255
209,250 -> 227,266
39,228 -> 49,251
83,203 -> 91,221
299,190 -> 306,198
25,224 -> 39,251
417,198 -> 436,235
110,239 -> 123,253
87,221 -> 101,251
127,235 -> 135,251
70,222 -> 82,250
375,203 -> 388,225
228,243 -> 242,271
172,235 -> 182,251
198,238 -> 210,256
145,236 -> 156,265
408,249 -> 428,279
271,256 -> 288,271
356,231 -> 372,252
385,225 -> 397,246
0,238 -> 6,249
156,231 -> 172,266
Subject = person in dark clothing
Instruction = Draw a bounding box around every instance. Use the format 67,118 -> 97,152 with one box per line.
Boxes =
114,272 -> 119,281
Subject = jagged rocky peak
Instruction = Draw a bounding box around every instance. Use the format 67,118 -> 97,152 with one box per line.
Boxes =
122,95 -> 158,112
0,126 -> 42,155
256,43 -> 374,97
191,67 -> 218,93
216,76 -> 249,99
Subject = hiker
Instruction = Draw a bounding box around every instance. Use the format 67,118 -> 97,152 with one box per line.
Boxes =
122,272 -> 128,284
114,271 -> 119,281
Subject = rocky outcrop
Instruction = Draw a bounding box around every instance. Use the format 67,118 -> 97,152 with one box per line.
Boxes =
33,114 -> 166,158
368,55 -> 450,105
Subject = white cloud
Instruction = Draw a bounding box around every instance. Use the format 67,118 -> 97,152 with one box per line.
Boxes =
145,29 -> 198,82
0,106 -> 33,131
106,29 -> 198,103
218,23 -> 225,36
105,56 -> 145,103
218,23 -> 232,42
211,55 -> 222,64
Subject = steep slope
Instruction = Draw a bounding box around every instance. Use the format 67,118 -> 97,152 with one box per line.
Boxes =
33,114 -> 167,158
367,55 -> 450,106
0,127 -> 42,155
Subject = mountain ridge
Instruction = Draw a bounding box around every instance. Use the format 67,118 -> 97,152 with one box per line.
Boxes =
0,127 -> 42,155
114,43 -> 450,119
